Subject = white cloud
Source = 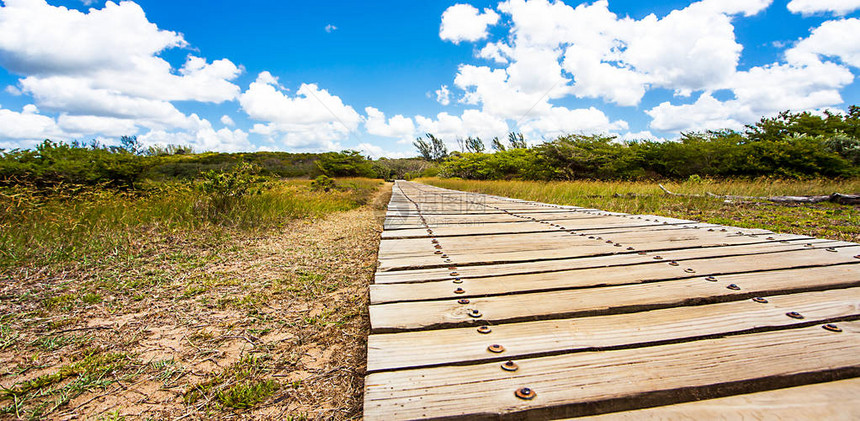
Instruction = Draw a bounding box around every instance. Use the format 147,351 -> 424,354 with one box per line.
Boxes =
220,115 -> 235,127
0,0 -> 243,147
139,116 -> 251,152
647,93 -> 748,132
519,106 -> 628,139
617,130 -> 661,142
239,72 -> 360,151
325,24 -> 337,33
435,85 -> 451,106
364,107 -> 415,140
0,104 -> 62,141
788,0 -> 860,16
440,4 -> 500,44
356,142 -> 409,159
414,109 -> 509,146
786,18 -> 860,68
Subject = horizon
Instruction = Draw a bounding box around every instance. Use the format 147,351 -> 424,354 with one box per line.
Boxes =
1,0 -> 859,158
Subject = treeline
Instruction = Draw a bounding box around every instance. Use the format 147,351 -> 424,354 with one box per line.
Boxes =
428,107 -> 860,180
0,137 -> 432,189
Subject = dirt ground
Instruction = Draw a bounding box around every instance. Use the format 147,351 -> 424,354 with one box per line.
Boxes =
0,184 -> 392,420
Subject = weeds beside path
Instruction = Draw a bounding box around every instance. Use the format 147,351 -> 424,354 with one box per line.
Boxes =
419,178 -> 860,243
0,179 -> 390,420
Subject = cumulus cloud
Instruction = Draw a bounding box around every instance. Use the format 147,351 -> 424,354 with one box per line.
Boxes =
519,106 -> 628,140
440,4 -> 500,44
239,72 -> 360,151
0,0 -> 246,150
356,142 -> 410,159
220,115 -> 235,127
325,24 -> 337,33
0,104 -> 63,141
435,85 -> 451,106
364,107 -> 415,140
787,0 -> 860,16
786,18 -> 860,68
414,109 -> 509,147
138,115 -> 252,152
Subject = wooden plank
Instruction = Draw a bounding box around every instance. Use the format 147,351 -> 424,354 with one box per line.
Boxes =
373,239 -> 847,284
377,230 -> 812,271
371,245 -> 860,304
367,286 -> 860,372
574,378 -> 860,420
364,322 -> 860,420
369,264 -> 860,332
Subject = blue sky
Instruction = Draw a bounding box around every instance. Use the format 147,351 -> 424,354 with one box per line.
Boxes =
1,0 -> 859,157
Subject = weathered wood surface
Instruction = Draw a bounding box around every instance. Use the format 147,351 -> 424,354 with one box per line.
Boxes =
575,378 -> 860,420
364,181 -> 860,420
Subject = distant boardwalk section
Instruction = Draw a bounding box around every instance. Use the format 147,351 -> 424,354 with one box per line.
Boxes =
364,181 -> 860,420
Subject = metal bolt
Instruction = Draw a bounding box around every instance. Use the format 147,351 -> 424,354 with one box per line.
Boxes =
454,288 -> 466,294
627,247 -> 635,251
434,245 -> 442,249
786,311 -> 804,319
752,297 -> 768,303
453,278 -> 463,285
638,251 -> 647,255
705,276 -> 717,282
596,237 -> 603,240
588,236 -> 595,239
431,239 -> 439,244
445,259 -> 452,263
487,344 -> 505,353
469,309 -> 483,318
458,299 -> 470,304
501,361 -> 519,372
606,240 -> 613,244
684,268 -> 696,273
826,248 -> 837,252
434,250 -> 442,255
823,324 -> 842,333
515,387 -> 537,400
805,243 -> 813,248
720,228 -> 727,232
477,326 -> 492,334
653,255 -> 663,260
441,254 -> 448,258
450,271 -> 460,276
669,261 -> 679,266
708,229 -> 714,232
766,237 -> 775,240
615,243 -> 623,247
726,284 -> 741,290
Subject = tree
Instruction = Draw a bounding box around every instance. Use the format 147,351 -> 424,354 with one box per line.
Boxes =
508,132 -> 527,149
413,133 -> 448,162
491,137 -> 506,151
120,135 -> 142,155
465,136 -> 485,153
315,150 -> 375,177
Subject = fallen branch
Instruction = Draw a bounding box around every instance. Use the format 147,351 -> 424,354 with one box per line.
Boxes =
658,184 -> 860,205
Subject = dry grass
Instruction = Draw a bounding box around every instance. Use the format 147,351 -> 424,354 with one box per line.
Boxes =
418,178 -> 860,243
0,180 -> 390,420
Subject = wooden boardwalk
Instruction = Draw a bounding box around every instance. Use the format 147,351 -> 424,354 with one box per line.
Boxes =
364,181 -> 860,419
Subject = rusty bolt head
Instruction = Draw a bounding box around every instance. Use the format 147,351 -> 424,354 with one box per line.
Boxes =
434,250 -> 443,255
477,325 -> 492,334
766,237 -> 775,240
720,228 -> 727,232
627,247 -> 635,251
596,237 -> 603,240
588,236 -> 595,239
434,245 -> 443,249
752,297 -> 768,304
606,240 -> 614,244
638,251 -> 647,255
708,229 -> 714,232
501,361 -> 519,372
431,239 -> 439,244
855,255 -> 860,259
786,311 -> 804,319
458,298 -> 470,304
487,344 -> 505,353
614,243 -> 623,247
450,272 -> 460,276
669,261 -> 680,266
823,324 -> 842,333
441,254 -> 448,258
653,255 -> 663,260
705,276 -> 718,282
726,284 -> 741,290
515,387 -> 536,400
469,309 -> 483,318
454,288 -> 466,294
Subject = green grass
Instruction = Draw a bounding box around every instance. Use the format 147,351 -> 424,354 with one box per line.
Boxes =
418,177 -> 860,242
184,354 -> 280,410
0,177 -> 382,269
